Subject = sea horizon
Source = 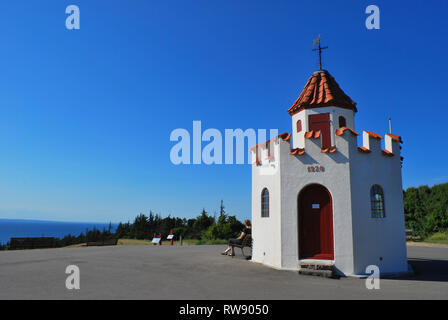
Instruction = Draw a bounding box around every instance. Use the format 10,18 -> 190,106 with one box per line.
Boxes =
0,218 -> 119,245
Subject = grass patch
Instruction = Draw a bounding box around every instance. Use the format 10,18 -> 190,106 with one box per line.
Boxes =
118,238 -> 226,246
117,239 -> 153,246
110,238 -> 201,246
64,238 -> 227,248
424,232 -> 448,245
64,243 -> 86,248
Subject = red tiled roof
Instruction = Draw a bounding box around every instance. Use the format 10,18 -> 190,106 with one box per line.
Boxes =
288,70 -> 357,116
335,127 -> 359,136
304,131 -> 314,139
320,146 -> 337,153
250,132 -> 291,151
250,144 -> 260,151
250,140 -> 270,151
357,146 -> 371,153
290,148 -> 305,156
366,131 -> 383,140
386,133 -> 403,143
278,132 -> 291,141
382,149 -> 394,157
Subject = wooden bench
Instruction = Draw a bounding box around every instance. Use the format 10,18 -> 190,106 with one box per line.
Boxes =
86,238 -> 118,247
231,235 -> 252,258
405,229 -> 421,242
9,237 -> 56,250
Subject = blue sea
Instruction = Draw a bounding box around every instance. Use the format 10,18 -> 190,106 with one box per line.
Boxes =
0,219 -> 118,245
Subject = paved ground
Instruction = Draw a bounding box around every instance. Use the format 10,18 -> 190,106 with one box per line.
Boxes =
0,244 -> 447,299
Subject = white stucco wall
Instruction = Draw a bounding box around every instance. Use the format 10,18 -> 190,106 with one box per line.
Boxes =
252,108 -> 407,276
291,111 -> 307,149
251,140 -> 283,269
349,135 -> 408,275
291,107 -> 355,149
279,131 -> 355,274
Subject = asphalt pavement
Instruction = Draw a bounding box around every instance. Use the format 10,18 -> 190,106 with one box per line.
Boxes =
0,244 -> 447,299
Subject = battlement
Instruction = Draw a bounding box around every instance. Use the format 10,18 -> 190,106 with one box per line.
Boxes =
251,67 -> 408,276
250,132 -> 290,166
251,127 -> 403,166
334,127 -> 402,158
359,131 -> 402,157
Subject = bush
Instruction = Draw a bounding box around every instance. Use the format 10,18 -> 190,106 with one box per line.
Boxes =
425,231 -> 448,244
404,183 -> 448,239
36,201 -> 245,248
202,213 -> 244,241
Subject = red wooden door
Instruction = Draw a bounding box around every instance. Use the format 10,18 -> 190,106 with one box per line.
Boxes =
308,113 -> 331,149
299,184 -> 334,260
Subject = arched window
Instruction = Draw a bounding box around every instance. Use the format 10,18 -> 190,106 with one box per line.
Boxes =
296,120 -> 302,132
370,185 -> 385,218
261,188 -> 270,217
338,116 -> 347,128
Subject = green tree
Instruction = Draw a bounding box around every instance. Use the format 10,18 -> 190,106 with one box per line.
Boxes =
404,183 -> 448,238
203,201 -> 244,240
131,213 -> 149,239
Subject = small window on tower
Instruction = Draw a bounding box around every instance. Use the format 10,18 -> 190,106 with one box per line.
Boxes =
370,185 -> 385,218
297,120 -> 302,132
261,188 -> 270,218
339,116 -> 346,128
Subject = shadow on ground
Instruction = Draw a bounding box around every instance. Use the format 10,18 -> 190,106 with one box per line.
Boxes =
402,258 -> 448,282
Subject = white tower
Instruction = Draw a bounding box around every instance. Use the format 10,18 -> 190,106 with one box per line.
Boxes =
251,68 -> 408,277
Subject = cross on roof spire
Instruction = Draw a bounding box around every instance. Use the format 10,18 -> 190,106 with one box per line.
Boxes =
312,35 -> 328,71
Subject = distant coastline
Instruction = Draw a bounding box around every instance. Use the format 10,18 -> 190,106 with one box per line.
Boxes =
0,218 -> 118,245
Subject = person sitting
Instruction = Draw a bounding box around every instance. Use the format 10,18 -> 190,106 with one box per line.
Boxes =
221,219 -> 251,256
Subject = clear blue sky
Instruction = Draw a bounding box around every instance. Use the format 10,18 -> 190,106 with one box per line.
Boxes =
0,0 -> 447,223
